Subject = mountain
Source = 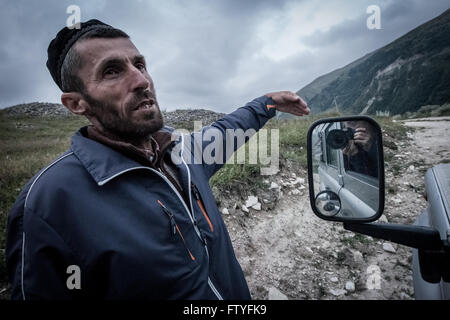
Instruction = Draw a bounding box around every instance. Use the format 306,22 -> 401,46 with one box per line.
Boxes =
293,8 -> 450,116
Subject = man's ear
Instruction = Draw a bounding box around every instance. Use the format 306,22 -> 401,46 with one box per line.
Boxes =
61,92 -> 89,115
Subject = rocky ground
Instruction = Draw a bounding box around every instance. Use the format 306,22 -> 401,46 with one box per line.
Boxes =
2,102 -> 225,128
2,102 -> 72,117
216,117 -> 450,300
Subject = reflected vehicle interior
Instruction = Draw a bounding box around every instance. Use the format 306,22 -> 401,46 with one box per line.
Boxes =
310,119 -> 380,220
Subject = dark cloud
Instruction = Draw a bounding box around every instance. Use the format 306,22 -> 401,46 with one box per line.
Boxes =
302,0 -> 449,53
0,0 -> 448,112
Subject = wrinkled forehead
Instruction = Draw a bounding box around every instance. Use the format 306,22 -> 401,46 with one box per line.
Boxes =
75,37 -> 141,71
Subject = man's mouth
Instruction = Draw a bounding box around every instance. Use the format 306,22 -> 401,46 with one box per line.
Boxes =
134,98 -> 155,111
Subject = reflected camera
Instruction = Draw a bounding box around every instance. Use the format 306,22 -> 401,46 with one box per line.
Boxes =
326,127 -> 355,149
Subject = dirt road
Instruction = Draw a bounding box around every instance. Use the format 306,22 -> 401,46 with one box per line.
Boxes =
223,116 -> 450,300
400,117 -> 450,164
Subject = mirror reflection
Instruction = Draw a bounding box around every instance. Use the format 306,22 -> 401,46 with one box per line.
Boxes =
311,119 -> 380,220
315,190 -> 341,217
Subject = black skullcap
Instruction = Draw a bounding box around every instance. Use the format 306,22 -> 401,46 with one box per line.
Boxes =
46,19 -> 113,91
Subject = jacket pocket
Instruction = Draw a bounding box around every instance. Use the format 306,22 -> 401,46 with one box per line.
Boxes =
157,200 -> 196,261
191,183 -> 214,232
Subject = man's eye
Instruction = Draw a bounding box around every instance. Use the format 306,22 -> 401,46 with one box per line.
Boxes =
135,63 -> 146,71
104,67 -> 121,76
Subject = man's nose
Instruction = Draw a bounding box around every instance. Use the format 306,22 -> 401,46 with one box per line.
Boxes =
128,65 -> 151,92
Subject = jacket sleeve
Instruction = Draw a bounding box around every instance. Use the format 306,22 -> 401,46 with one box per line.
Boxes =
187,95 -> 277,179
6,195 -> 82,300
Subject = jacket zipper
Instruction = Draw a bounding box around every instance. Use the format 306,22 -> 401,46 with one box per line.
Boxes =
192,183 -> 214,232
158,200 -> 196,261
180,135 -> 223,300
158,163 -> 222,300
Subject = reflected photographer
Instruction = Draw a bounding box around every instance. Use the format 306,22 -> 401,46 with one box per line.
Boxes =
341,120 -> 378,178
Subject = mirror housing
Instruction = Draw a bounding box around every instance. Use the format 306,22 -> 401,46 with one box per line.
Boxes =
307,116 -> 385,223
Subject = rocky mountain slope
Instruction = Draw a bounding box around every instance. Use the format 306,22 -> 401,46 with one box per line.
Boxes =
289,8 -> 450,117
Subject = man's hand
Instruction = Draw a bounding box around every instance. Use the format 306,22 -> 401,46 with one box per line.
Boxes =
265,91 -> 310,116
353,127 -> 372,151
342,127 -> 372,155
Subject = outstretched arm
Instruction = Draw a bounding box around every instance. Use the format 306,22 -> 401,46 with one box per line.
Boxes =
184,91 -> 309,178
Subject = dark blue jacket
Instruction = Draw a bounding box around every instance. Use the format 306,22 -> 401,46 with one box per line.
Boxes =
6,95 -> 276,300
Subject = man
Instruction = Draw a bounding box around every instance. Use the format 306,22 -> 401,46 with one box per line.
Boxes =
6,19 -> 309,300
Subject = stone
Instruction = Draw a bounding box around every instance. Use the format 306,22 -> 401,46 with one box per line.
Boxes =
269,181 -> 280,189
241,205 -> 249,213
268,287 -> 289,300
281,181 -> 290,187
330,277 -> 339,283
303,246 -> 314,257
292,178 -> 305,185
245,196 -> 259,208
345,281 -> 356,293
329,289 -> 346,297
251,203 -> 262,211
352,250 -> 364,264
221,208 -> 229,215
383,242 -> 396,253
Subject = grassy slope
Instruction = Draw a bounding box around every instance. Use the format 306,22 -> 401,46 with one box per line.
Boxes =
0,113 -> 89,288
0,110 -> 410,295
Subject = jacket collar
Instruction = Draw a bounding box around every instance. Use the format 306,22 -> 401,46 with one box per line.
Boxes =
70,126 -> 176,186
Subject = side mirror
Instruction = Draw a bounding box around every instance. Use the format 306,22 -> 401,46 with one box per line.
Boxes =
307,116 -> 385,222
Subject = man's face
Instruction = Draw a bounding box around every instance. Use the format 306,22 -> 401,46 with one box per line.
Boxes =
75,37 -> 163,139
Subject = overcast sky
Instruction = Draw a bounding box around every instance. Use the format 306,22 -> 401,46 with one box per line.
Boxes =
0,0 -> 448,113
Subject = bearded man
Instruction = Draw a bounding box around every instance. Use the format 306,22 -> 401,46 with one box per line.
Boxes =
6,19 -> 309,300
